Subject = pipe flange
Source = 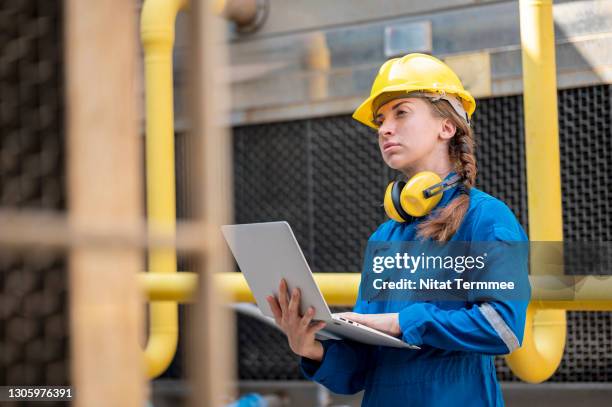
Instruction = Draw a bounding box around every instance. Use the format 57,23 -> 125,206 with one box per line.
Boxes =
234,0 -> 269,34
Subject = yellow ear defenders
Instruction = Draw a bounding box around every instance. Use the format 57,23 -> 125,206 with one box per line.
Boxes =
383,171 -> 464,222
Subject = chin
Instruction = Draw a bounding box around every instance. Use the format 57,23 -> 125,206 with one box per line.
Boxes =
383,154 -> 412,171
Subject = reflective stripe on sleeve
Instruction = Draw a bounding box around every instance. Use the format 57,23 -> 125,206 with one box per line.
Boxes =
478,303 -> 520,353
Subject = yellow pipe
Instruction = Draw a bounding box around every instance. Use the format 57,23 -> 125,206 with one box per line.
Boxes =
533,300 -> 612,311
141,272 -> 361,304
140,0 -> 187,379
140,272 -> 199,302
214,271 -> 256,302
507,304 -> 566,383
505,0 -> 566,383
213,272 -> 362,304
531,275 -> 612,301
142,273 -> 612,310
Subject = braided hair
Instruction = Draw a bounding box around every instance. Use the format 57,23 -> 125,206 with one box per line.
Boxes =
416,98 -> 477,241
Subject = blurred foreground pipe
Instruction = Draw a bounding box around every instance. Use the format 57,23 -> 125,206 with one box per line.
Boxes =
67,0 -> 144,404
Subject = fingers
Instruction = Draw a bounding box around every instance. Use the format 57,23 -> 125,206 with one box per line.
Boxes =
287,287 -> 301,317
300,306 -> 315,327
266,295 -> 282,323
278,279 -> 289,314
306,321 -> 327,336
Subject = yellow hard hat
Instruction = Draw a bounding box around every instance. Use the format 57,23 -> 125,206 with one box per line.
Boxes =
352,53 -> 476,129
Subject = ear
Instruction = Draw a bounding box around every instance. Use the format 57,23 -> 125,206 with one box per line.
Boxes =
439,118 -> 456,140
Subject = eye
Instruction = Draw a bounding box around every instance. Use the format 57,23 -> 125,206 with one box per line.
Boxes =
373,118 -> 384,127
396,109 -> 407,117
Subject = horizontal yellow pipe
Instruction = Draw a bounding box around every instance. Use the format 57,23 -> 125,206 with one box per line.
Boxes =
142,272 -> 361,304
533,300 -> 612,311
142,273 -> 612,310
140,272 -> 198,301
531,275 -> 612,301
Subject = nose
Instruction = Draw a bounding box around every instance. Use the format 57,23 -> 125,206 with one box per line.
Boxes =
378,119 -> 394,139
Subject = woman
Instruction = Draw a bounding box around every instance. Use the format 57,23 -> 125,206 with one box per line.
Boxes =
266,53 -> 528,406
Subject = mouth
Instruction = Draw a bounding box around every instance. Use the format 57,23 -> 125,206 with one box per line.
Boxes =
383,142 -> 401,152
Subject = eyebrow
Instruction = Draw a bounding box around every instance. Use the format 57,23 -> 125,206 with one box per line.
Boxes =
374,100 -> 413,121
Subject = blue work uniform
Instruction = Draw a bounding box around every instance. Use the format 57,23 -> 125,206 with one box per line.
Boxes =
300,171 -> 529,406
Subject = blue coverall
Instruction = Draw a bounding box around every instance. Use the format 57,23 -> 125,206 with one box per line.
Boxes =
300,172 -> 530,406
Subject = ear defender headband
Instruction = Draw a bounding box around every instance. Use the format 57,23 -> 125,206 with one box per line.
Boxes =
383,171 -> 464,222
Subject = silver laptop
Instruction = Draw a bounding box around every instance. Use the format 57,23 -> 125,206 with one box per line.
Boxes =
221,221 -> 419,349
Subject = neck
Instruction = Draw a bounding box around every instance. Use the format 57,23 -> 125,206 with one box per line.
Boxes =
401,161 -> 453,181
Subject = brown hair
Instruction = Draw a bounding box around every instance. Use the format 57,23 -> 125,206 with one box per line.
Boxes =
415,98 -> 477,241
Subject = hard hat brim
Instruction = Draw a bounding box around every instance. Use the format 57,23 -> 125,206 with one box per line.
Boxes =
352,84 -> 476,129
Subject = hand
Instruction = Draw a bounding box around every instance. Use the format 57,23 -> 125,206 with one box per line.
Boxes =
266,279 -> 327,361
336,312 -> 401,337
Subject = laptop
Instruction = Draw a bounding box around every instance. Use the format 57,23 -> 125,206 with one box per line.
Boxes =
221,221 -> 419,349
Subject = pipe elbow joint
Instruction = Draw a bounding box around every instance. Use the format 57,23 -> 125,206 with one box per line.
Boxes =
505,304 -> 567,383
143,303 -> 180,379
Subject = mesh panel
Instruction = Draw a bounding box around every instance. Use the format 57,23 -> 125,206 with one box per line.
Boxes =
496,311 -> 612,382
233,121 -> 313,265
496,84 -> 612,381
236,307 -> 351,380
559,85 -> 612,242
0,1 -> 64,209
471,94 -> 528,229
0,251 -> 67,386
310,117 -> 388,272
230,85 -> 612,382
552,311 -> 612,382
0,1 -> 68,392
0,0 -> 68,391
236,313 -> 301,380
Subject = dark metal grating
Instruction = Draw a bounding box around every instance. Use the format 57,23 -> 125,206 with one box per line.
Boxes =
496,85 -> 612,381
236,307 -> 351,381
230,85 -> 612,381
0,0 -> 68,392
236,313 -> 301,380
558,85 -> 611,242
471,94 -> 528,230
309,117 -> 389,272
233,121 -> 313,265
0,1 -> 64,209
495,311 -> 612,382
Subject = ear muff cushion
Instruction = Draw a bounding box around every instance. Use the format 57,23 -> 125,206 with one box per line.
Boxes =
391,181 -> 415,222
383,182 -> 404,222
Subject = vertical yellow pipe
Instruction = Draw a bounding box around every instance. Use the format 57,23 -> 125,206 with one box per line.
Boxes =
505,0 -> 567,383
521,1 -> 563,234
141,0 -> 188,378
